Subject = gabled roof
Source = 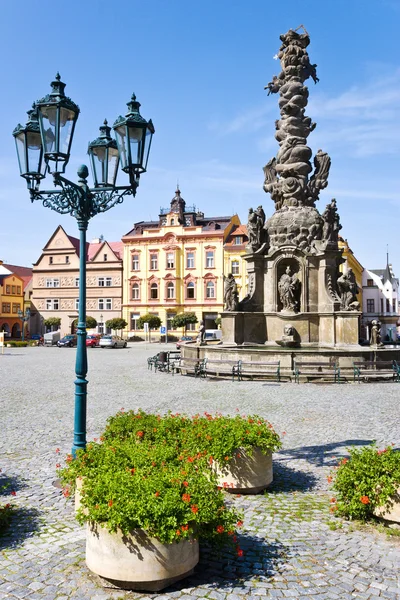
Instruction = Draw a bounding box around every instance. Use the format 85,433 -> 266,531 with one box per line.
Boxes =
88,241 -> 123,261
2,264 -> 32,290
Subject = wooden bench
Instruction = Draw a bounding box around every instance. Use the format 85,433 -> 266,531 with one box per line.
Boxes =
353,361 -> 400,383
175,357 -> 202,377
235,360 -> 280,382
201,358 -> 240,381
294,360 -> 340,384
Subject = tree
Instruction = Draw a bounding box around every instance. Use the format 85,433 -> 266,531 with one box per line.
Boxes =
137,314 -> 162,330
105,318 -> 128,334
44,317 -> 61,330
72,316 -> 97,329
171,312 -> 198,335
215,316 -> 222,329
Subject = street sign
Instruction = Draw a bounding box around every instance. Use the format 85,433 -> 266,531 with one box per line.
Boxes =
160,326 -> 166,334
144,323 -> 149,333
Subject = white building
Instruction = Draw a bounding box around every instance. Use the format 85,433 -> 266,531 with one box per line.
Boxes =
362,258 -> 399,342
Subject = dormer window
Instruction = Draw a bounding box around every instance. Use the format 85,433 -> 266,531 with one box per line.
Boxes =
171,218 -> 175,226
234,236 -> 242,245
65,256 -> 70,264
104,254 -> 108,262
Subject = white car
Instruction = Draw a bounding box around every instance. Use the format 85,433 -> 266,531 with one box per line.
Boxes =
99,335 -> 127,349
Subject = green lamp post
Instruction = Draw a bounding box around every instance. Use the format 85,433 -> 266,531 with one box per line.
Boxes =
13,74 -> 154,456
17,308 -> 31,342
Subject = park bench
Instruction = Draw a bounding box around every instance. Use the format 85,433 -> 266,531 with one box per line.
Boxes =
293,360 -> 340,384
175,356 -> 203,377
353,361 -> 400,383
201,358 -> 240,381
234,360 -> 281,382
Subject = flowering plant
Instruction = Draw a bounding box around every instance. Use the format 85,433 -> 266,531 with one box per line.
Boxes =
330,444 -> 400,521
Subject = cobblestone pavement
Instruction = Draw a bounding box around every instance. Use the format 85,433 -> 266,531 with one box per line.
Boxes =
1,344 -> 400,600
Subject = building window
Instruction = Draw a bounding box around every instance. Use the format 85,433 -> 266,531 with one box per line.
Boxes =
49,257 -> 53,264
150,253 -> 158,270
12,286 -> 16,294
46,278 -> 60,288
167,313 -> 176,330
187,281 -> 195,299
65,256 -> 70,264
381,298 -> 383,313
206,251 -> 214,268
46,299 -> 59,310
17,286 -> 21,294
132,254 -> 139,270
98,277 -> 105,287
105,277 -> 112,287
234,236 -> 242,245
171,219 -> 175,226
166,252 -> 175,269
186,252 -> 195,269
150,283 -> 158,299
167,282 -> 175,299
386,299 -> 390,313
75,298 -> 79,310
98,298 -> 112,310
75,278 -> 80,287
206,281 -> 215,298
187,321 -> 197,331
131,312 -> 140,330
366,299 -> 375,313
98,320 -> 104,334
367,279 -> 374,287
393,299 -> 397,313
132,283 -> 140,300
5,285 -> 10,294
231,260 -> 240,275
2,303 -> 11,313
12,303 -> 21,313
103,254 -> 108,262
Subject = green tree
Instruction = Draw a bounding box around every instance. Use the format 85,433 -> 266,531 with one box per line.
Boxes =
137,314 -> 162,330
43,317 -> 61,330
105,318 -> 128,334
72,316 -> 97,329
215,316 -> 222,329
171,312 -> 198,335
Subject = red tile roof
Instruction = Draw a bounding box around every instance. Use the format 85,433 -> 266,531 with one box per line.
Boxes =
88,242 -> 123,261
3,264 -> 33,290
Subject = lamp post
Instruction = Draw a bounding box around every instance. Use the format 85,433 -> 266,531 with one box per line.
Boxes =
13,74 -> 154,455
17,308 -> 31,342
100,314 -> 104,335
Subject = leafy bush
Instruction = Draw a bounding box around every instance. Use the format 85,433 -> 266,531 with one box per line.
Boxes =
72,316 -> 97,329
137,314 -> 162,330
331,444 -> 400,520
127,335 -> 145,342
8,341 -> 28,347
44,317 -> 61,329
105,318 -> 127,331
171,312 -> 198,334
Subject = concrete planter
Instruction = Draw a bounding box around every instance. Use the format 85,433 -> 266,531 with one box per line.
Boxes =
373,488 -> 400,523
214,447 -> 273,494
86,522 -> 199,591
74,477 -> 86,514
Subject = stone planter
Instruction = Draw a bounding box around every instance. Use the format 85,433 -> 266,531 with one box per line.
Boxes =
86,522 -> 199,591
214,447 -> 273,494
74,477 -> 85,514
373,488 -> 400,523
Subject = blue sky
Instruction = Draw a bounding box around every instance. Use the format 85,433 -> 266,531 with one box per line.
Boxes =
1,0 -> 399,274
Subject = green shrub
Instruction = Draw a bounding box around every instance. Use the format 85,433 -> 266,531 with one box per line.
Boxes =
8,341 -> 28,347
331,444 -> 400,521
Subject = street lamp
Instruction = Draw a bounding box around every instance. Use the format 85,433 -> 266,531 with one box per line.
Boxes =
13,74 -> 154,455
17,308 -> 31,342
100,314 -> 104,334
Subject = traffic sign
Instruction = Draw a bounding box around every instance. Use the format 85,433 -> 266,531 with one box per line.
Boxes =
160,326 -> 166,334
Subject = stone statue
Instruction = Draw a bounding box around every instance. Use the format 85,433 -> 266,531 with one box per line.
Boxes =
197,320 -> 206,344
278,266 -> 300,312
247,205 -> 266,252
308,149 -> 331,202
224,273 -> 238,311
277,322 -> 299,347
370,320 -> 384,347
322,198 -> 342,243
337,269 -> 360,311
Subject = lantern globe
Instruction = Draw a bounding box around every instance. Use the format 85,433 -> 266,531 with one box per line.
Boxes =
13,104 -> 46,189
88,120 -> 119,188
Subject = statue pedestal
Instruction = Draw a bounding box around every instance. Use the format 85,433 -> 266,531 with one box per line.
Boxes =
221,312 -> 266,345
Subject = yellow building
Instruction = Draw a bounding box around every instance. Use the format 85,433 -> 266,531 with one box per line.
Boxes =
0,262 -> 28,339
338,236 -> 363,307
121,188 -> 240,335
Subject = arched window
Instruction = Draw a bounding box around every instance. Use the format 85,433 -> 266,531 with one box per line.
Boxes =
150,283 -> 158,299
132,283 -> 140,300
167,282 -> 175,299
206,281 -> 215,299
187,281 -> 195,299
171,218 -> 175,226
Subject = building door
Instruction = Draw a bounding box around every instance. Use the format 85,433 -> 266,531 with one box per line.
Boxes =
11,323 -> 21,338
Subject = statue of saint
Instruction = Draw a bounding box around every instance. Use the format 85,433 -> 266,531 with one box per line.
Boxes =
224,273 -> 238,312
322,198 -> 342,243
370,320 -> 383,347
337,269 -> 360,311
278,266 -> 300,312
197,320 -> 206,344
247,205 -> 266,252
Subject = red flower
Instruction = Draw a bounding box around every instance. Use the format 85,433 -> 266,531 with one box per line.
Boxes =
10,491 -> 16,497
360,496 -> 370,504
209,457 -> 214,465
155,491 -> 160,497
236,547 -> 244,557
237,520 -> 243,527
377,449 -> 387,455
55,448 -> 60,454
187,456 -> 194,463
176,529 -> 181,536
236,494 -> 241,498
152,461 -> 156,467
93,438 -> 98,442
56,464 -> 61,469
330,498 -> 336,503
340,458 -> 348,465
130,468 -> 135,475
137,431 -> 144,438
224,456 -> 229,461
327,476 -> 333,483
216,525 -> 224,534
282,431 -> 286,435
183,481 -> 189,487
63,489 -> 70,498
190,505 -> 198,514
66,455 -> 73,463
100,436 -> 105,442
108,500 -> 113,507
181,524 -> 189,531
182,493 -> 191,503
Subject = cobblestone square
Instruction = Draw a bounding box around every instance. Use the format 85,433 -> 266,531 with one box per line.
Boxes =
1,344 -> 400,599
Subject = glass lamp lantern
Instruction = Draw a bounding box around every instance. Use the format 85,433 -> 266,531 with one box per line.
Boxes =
13,105 -> 46,190
36,73 -> 80,174
112,94 -> 154,182
88,120 -> 119,187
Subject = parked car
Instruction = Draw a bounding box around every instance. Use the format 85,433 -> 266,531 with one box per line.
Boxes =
57,334 -> 78,348
86,334 -> 101,348
176,335 -> 193,349
99,335 -> 127,349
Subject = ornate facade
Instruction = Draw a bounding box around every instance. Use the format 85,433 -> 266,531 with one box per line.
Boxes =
121,188 -> 240,335
31,226 -> 123,335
